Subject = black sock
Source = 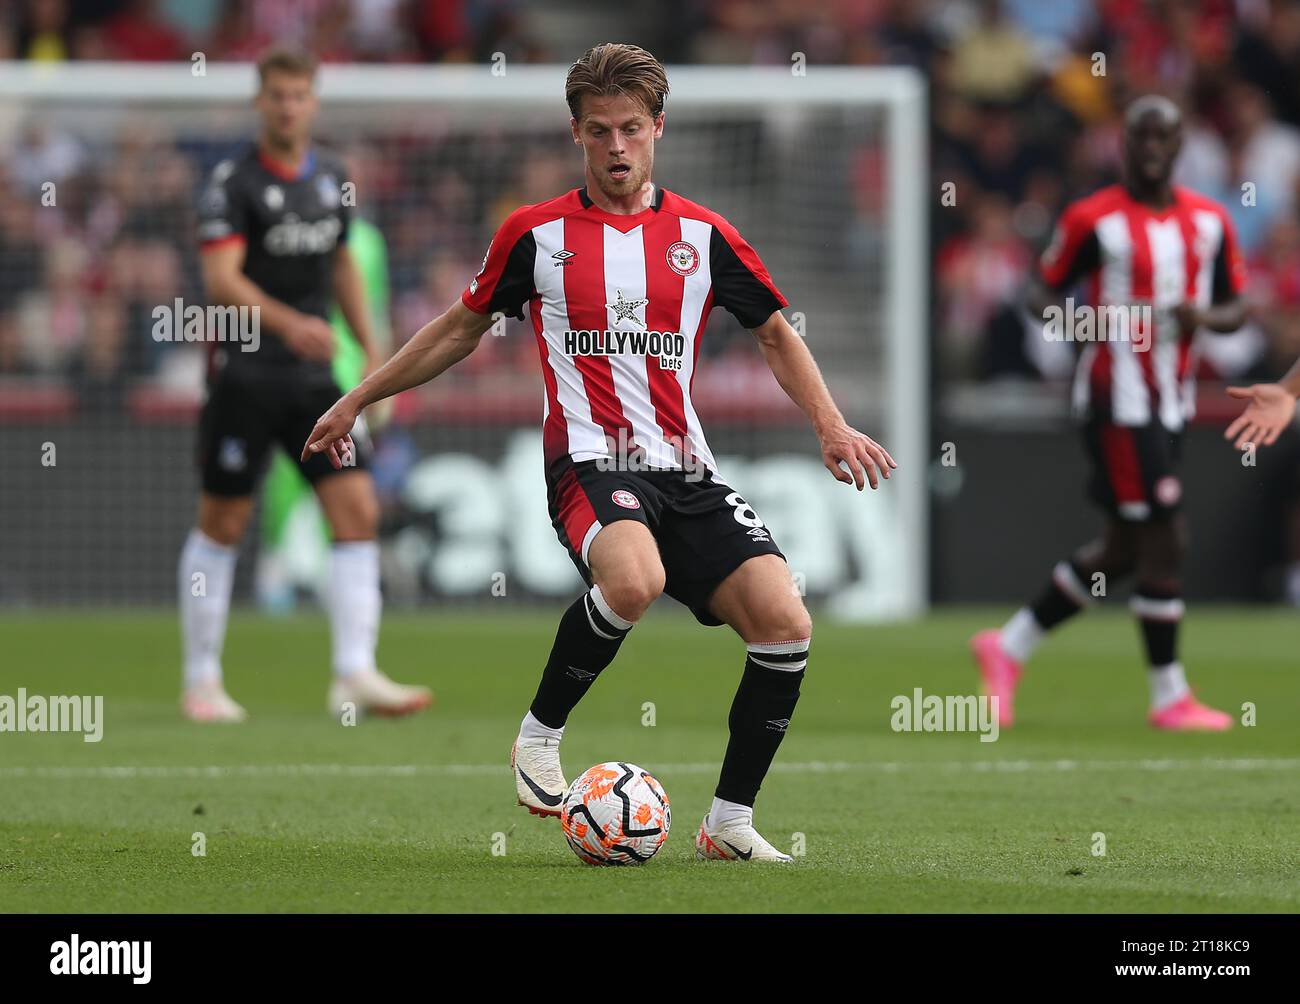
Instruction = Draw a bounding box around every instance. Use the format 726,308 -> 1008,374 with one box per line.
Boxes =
714,641 -> 809,807
1029,559 -> 1092,630
528,586 -> 632,729
1131,583 -> 1183,667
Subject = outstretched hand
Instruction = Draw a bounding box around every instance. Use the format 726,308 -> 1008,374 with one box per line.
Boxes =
819,422 -> 896,490
301,396 -> 360,468
1224,383 -> 1297,450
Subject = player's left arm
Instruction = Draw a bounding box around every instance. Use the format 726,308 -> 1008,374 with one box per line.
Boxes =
751,309 -> 896,491
1175,210 -> 1251,334
333,244 -> 382,374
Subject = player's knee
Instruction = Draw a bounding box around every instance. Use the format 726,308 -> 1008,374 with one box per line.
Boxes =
754,601 -> 812,648
599,564 -> 665,622
324,483 -> 380,541
1135,520 -> 1185,582
1099,544 -> 1137,580
198,502 -> 250,547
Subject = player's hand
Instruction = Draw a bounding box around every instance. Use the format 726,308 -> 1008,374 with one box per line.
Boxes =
818,422 -> 896,490
284,314 -> 336,363
1225,383 -> 1297,450
302,395 -> 360,468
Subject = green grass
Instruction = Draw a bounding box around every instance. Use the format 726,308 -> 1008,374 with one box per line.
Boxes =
0,607 -> 1296,913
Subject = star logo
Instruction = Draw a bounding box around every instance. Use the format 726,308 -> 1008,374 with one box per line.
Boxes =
606,289 -> 648,326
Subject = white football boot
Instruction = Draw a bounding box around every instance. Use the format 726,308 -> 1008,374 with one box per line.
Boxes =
182,682 -> 248,723
511,736 -> 566,818
327,669 -> 433,718
696,813 -> 794,862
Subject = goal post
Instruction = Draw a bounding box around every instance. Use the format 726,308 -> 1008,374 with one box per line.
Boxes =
0,62 -> 927,619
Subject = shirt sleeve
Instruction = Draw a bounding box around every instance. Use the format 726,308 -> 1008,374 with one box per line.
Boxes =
1211,211 -> 1247,303
1039,201 -> 1100,292
461,211 -> 538,321
709,217 -> 789,329
196,159 -> 248,248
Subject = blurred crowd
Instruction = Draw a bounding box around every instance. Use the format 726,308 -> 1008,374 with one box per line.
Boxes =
6,0 -> 1300,395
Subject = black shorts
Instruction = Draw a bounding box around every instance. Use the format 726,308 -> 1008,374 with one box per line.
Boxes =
197,366 -> 369,497
548,460 -> 786,626
1082,417 -> 1183,522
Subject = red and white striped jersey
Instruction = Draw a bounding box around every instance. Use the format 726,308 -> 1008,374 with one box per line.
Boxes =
1040,184 -> 1246,430
461,186 -> 787,478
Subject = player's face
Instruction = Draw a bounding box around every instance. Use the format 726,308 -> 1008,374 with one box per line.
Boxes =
1124,112 -> 1181,186
571,94 -> 663,199
255,71 -> 318,150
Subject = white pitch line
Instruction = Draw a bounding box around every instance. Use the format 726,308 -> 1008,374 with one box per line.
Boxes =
0,758 -> 1296,780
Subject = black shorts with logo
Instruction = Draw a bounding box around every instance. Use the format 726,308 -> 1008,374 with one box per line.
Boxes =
548,460 -> 786,626
1082,417 -> 1183,522
197,365 -> 369,497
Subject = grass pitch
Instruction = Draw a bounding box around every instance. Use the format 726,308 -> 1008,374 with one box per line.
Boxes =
0,607 -> 1296,913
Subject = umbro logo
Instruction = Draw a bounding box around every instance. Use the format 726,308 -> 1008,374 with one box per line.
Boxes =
747,527 -> 770,542
765,718 -> 790,732
566,666 -> 596,681
552,249 -> 575,266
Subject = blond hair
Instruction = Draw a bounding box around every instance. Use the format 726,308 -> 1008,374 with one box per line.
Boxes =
565,43 -> 669,121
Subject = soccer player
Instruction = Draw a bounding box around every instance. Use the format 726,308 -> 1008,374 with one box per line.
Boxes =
971,96 -> 1249,731
303,43 -> 895,861
180,48 -> 431,722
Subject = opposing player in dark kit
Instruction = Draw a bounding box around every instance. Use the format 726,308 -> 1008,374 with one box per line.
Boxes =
181,48 -> 431,721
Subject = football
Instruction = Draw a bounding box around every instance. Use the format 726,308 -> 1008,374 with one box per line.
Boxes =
560,762 -> 671,865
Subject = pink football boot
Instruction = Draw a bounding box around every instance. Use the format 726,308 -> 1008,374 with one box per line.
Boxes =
1148,693 -> 1233,731
970,629 -> 1022,728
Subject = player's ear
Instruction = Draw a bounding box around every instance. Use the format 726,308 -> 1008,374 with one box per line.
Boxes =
653,112 -> 664,139
570,117 -> 582,145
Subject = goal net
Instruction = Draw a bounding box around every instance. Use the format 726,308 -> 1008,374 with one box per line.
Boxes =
0,62 -> 927,619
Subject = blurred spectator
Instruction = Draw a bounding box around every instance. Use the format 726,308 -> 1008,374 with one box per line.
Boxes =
8,121 -> 84,196
936,192 -> 1031,377
14,238 -> 89,373
1176,82 -> 1300,253
1232,0 -> 1300,127
15,0 -> 74,61
946,0 -> 1039,104
102,0 -> 184,61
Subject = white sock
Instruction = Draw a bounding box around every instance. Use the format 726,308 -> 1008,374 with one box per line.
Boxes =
999,607 -> 1044,664
708,797 -> 752,831
1149,662 -> 1190,711
518,710 -> 564,742
179,528 -> 236,689
329,540 -> 381,679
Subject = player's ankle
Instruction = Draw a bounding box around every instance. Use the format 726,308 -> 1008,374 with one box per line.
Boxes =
519,709 -> 564,742
708,796 -> 753,831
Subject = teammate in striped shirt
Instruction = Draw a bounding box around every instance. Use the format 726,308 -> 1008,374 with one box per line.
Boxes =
303,43 -> 895,861
971,96 -> 1251,731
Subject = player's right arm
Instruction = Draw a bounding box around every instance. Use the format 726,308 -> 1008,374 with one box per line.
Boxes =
199,241 -> 334,362
1026,198 -> 1101,318
301,299 -> 494,465
303,208 -> 536,466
